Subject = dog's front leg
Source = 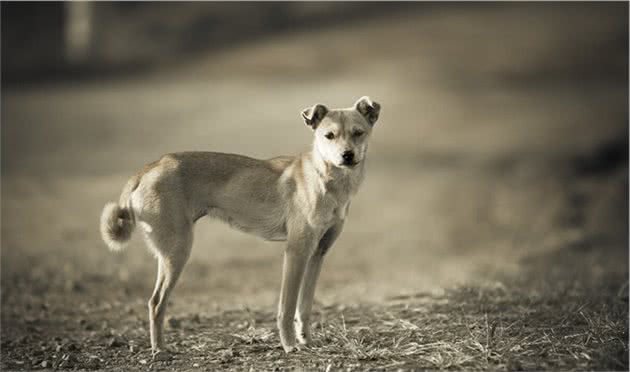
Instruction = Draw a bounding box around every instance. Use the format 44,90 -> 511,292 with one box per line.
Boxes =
277,222 -> 316,353
295,221 -> 344,345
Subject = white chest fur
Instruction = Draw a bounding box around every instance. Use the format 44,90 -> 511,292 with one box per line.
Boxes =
304,171 -> 360,228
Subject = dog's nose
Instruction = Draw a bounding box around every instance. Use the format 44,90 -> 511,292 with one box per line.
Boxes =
342,151 -> 355,163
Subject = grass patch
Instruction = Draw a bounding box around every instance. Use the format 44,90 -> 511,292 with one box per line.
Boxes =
139,277 -> 626,371
2,252 -> 627,371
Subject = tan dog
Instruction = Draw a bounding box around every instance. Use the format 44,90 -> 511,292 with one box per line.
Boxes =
100,96 -> 381,356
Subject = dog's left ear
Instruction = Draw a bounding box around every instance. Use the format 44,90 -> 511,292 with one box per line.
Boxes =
354,96 -> 381,126
301,103 -> 328,129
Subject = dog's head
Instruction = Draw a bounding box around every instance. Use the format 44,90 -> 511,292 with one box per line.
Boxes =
301,96 -> 381,169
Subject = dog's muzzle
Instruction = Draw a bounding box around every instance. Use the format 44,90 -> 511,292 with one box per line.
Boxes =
341,151 -> 355,166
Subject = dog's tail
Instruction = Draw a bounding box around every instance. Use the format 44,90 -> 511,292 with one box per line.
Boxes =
100,176 -> 140,252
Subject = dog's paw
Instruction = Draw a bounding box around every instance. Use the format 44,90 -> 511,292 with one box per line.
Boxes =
152,349 -> 173,362
280,334 -> 299,353
279,327 -> 298,353
281,342 -> 300,353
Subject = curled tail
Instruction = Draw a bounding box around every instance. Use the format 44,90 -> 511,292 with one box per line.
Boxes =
100,176 -> 140,252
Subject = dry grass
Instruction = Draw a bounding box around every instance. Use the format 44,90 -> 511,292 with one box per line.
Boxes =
108,277 -> 625,371
4,268 -> 626,371
184,283 -> 627,371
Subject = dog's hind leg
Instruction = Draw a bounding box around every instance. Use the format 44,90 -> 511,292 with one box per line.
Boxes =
148,260 -> 165,351
145,222 -> 193,357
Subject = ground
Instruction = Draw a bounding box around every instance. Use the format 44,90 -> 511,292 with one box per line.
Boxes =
1,5 -> 628,371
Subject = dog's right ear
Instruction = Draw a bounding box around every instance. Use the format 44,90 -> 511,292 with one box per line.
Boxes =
301,104 -> 328,129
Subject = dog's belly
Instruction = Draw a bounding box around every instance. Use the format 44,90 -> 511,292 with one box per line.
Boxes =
205,206 -> 287,242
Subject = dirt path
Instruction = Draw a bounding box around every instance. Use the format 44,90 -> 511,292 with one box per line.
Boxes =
2,5 -> 627,371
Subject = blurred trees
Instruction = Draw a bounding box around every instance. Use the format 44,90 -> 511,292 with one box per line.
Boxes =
1,2 -> 409,84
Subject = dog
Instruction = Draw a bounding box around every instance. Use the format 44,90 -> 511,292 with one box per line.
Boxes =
100,96 -> 381,356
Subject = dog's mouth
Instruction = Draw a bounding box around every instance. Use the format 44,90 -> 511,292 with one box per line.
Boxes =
340,160 -> 360,168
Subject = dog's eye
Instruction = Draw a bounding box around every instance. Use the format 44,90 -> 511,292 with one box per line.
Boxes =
324,132 -> 335,140
352,130 -> 364,137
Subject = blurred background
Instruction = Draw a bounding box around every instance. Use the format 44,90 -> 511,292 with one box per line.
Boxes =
1,0 -> 628,326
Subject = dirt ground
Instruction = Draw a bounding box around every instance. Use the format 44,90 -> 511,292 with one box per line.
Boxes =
1,4 -> 628,371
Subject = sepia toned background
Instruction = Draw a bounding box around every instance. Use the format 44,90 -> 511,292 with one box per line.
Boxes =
1,2 -> 628,370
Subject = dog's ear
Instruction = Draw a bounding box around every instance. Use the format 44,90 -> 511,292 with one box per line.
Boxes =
301,104 -> 328,129
354,96 -> 381,126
